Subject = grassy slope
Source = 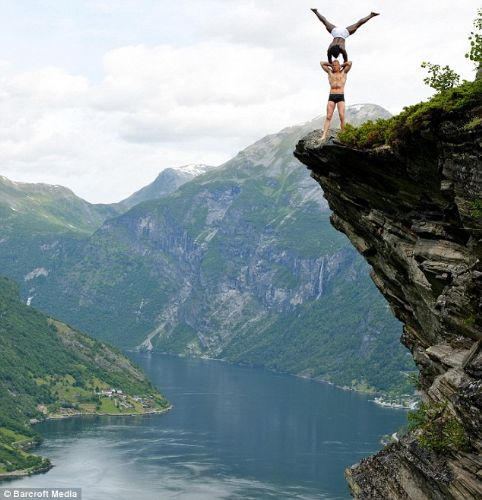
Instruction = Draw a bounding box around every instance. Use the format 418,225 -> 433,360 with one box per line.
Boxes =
0,277 -> 169,477
0,175 -> 117,236
0,175 -> 119,311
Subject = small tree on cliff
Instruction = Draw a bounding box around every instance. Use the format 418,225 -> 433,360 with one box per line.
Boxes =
420,62 -> 460,92
465,8 -> 482,75
421,9 -> 482,91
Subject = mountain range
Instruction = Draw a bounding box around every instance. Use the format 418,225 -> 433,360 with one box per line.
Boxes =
0,104 -> 414,394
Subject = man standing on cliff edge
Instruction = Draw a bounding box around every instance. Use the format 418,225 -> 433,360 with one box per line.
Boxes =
320,60 -> 352,141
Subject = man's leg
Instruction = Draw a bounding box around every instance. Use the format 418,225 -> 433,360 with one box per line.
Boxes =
311,9 -> 336,33
321,101 -> 336,140
337,101 -> 346,131
346,12 -> 379,35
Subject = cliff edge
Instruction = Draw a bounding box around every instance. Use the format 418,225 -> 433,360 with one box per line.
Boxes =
294,84 -> 481,499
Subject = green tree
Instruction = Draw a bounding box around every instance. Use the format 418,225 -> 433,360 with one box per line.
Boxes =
421,62 -> 460,92
465,8 -> 482,69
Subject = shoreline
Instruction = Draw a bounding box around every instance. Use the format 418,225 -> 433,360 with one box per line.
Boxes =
0,462 -> 52,481
1,405 -> 173,483
42,404 -> 173,422
133,350 -> 416,406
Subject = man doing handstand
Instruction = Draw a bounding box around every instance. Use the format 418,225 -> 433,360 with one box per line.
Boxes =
311,9 -> 379,63
320,59 -> 352,141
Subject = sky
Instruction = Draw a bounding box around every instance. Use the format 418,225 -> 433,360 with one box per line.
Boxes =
0,0 -> 479,203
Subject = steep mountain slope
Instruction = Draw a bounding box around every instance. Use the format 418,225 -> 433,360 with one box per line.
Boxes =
0,164 -> 215,289
0,276 -> 169,479
117,164 -> 215,210
0,175 -> 120,290
8,104 -> 413,394
295,80 -> 482,498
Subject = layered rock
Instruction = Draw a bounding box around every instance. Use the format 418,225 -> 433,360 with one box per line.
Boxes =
294,103 -> 481,498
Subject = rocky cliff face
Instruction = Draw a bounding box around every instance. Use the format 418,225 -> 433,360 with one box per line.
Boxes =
294,98 -> 481,497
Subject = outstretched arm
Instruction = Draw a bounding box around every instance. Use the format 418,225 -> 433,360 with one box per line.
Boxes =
320,61 -> 332,73
340,47 -> 348,63
342,61 -> 353,74
311,8 -> 335,33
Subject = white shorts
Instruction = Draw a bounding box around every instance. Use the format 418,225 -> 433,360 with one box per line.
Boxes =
331,27 -> 349,39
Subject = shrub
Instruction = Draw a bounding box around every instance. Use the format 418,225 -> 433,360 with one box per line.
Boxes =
338,79 -> 482,149
469,199 -> 482,219
338,120 -> 389,149
407,372 -> 422,390
408,402 -> 469,451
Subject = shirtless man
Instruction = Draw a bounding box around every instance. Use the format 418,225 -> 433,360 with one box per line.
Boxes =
311,9 -> 379,63
320,59 -> 352,141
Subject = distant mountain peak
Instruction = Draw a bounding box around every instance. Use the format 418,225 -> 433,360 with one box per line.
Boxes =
118,164 -> 215,210
169,164 -> 212,176
0,174 -> 72,194
0,174 -> 117,235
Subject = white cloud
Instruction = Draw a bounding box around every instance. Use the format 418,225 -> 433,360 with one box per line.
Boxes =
0,39 -> 322,202
0,0 -> 479,202
6,67 -> 89,105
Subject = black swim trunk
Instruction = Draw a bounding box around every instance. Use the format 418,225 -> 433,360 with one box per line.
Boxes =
328,93 -> 345,104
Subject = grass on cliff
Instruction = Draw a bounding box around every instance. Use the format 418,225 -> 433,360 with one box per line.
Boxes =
338,79 -> 482,149
408,402 -> 470,452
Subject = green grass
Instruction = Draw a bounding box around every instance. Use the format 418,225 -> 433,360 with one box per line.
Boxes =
463,116 -> 482,130
338,79 -> 482,149
469,199 -> 482,219
99,398 -> 120,413
0,427 -> 47,475
0,443 -> 47,475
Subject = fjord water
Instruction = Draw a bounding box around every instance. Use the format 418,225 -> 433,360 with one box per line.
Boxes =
11,354 -> 407,499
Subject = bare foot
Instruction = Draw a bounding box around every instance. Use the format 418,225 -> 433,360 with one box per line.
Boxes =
371,12 -> 380,16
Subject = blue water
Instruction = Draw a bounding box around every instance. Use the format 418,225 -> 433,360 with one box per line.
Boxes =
9,353 -> 408,499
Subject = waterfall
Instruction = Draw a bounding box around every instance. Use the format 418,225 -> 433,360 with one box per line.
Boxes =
316,258 -> 324,299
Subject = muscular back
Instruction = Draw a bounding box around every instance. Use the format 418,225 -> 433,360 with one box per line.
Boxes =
329,38 -> 346,50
